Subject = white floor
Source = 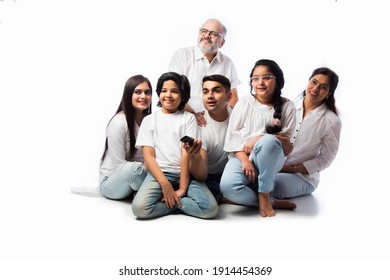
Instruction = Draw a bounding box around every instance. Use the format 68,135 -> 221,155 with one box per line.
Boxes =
2,156 -> 389,280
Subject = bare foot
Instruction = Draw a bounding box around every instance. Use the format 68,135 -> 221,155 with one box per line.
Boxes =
258,193 -> 275,217
272,198 -> 297,210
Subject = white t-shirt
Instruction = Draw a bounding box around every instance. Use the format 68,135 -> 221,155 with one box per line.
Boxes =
136,109 -> 199,174
286,98 -> 342,188
224,94 -> 296,153
200,110 -> 230,175
168,46 -> 241,113
99,112 -> 143,183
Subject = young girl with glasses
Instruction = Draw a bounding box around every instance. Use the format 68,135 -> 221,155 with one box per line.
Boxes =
220,59 -> 297,217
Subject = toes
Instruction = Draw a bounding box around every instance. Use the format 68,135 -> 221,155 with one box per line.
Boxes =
259,209 -> 275,217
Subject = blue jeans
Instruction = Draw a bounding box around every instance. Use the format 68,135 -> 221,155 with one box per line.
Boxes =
272,173 -> 315,199
220,134 -> 285,207
206,174 -> 223,201
132,172 -> 218,219
100,161 -> 147,200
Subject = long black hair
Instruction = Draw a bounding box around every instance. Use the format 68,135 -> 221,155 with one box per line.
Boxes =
249,59 -> 285,134
100,75 -> 152,163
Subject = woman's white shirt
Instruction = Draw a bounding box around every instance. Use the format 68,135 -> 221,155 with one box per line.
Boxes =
99,112 -> 142,183
287,98 -> 342,188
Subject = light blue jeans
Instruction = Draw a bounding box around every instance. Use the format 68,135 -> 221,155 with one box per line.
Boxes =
132,172 -> 218,219
272,173 -> 315,199
100,161 -> 147,200
220,134 -> 285,207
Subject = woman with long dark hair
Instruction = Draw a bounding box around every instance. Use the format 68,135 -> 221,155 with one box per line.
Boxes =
99,75 -> 152,200
272,67 -> 341,199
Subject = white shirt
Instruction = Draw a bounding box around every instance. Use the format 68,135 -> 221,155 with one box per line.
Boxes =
136,109 -> 199,174
168,46 -> 241,113
224,94 -> 296,153
99,112 -> 143,183
286,98 -> 342,188
200,110 -> 231,175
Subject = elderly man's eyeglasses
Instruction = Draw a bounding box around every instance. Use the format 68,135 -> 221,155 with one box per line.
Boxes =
250,75 -> 276,83
199,28 -> 224,39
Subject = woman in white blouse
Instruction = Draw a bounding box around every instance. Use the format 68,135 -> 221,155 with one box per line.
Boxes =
272,67 -> 341,199
220,59 -> 297,217
99,75 -> 152,200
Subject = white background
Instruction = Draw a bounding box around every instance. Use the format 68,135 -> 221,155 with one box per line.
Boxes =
1,0 -> 389,279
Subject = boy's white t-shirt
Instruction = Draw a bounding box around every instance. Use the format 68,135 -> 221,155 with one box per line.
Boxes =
136,109 -> 199,174
200,110 -> 230,175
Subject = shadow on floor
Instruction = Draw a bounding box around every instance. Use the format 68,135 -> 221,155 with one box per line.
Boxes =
217,194 -> 319,218
291,195 -> 319,216
71,191 -> 319,219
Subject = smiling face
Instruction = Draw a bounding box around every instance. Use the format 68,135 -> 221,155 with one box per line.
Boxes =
159,80 -> 182,113
197,19 -> 225,54
305,74 -> 330,106
132,81 -> 152,112
251,65 -> 277,104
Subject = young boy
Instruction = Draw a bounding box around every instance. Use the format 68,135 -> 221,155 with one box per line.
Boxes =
132,72 -> 218,219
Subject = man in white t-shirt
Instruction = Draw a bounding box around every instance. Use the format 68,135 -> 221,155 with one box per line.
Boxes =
185,74 -> 231,201
168,18 -> 240,126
